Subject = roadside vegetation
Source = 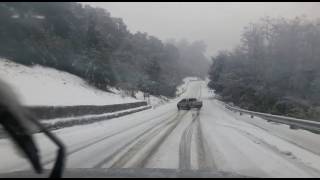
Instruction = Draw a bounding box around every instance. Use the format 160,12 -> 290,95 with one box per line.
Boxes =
0,2 -> 209,98
208,16 -> 320,120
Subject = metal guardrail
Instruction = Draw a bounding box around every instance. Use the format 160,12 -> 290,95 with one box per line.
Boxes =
0,106 -> 152,139
44,106 -> 152,131
225,104 -> 320,133
28,101 -> 148,120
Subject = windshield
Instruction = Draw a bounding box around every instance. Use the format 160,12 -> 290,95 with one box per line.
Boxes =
1,2 -> 320,178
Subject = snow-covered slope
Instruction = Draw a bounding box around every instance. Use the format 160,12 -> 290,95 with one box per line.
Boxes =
0,59 -> 139,106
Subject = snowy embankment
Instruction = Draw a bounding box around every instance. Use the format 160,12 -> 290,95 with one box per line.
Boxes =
0,59 -> 191,129
0,59 -> 154,130
0,59 -> 139,106
0,59 -> 178,109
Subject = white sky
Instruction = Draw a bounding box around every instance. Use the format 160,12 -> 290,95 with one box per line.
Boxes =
81,2 -> 320,57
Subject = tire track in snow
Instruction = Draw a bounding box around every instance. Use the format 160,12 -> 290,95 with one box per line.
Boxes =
196,116 -> 217,171
92,112 -> 179,168
43,109 -> 177,167
179,111 -> 198,170
136,111 -> 190,168
110,111 -> 188,168
94,111 -> 188,168
179,109 -> 217,171
110,117 -> 178,168
44,80 -> 197,168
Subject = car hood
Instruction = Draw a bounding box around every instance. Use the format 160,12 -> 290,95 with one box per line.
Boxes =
0,168 -> 252,178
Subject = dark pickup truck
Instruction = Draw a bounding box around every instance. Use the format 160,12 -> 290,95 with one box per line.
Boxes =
177,98 -> 203,110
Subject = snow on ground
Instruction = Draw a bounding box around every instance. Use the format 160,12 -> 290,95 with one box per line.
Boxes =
176,77 -> 198,97
0,77 -> 196,173
199,83 -> 320,178
3,79 -> 319,177
145,111 -> 193,169
228,110 -> 320,156
0,59 -> 139,106
111,77 -> 197,108
135,91 -> 169,108
0,59 -> 195,107
0,93 -> 179,173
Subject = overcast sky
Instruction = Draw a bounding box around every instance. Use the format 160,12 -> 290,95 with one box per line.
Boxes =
81,2 -> 320,57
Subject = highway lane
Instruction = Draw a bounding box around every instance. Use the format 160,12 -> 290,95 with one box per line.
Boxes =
60,81 -> 203,170
1,80 -> 320,178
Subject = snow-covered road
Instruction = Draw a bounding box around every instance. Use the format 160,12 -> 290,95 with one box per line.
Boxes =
1,80 -> 320,178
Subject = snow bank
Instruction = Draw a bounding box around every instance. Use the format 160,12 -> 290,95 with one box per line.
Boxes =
0,59 -> 139,106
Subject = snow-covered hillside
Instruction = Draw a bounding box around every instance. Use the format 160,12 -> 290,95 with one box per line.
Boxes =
0,59 -> 139,106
